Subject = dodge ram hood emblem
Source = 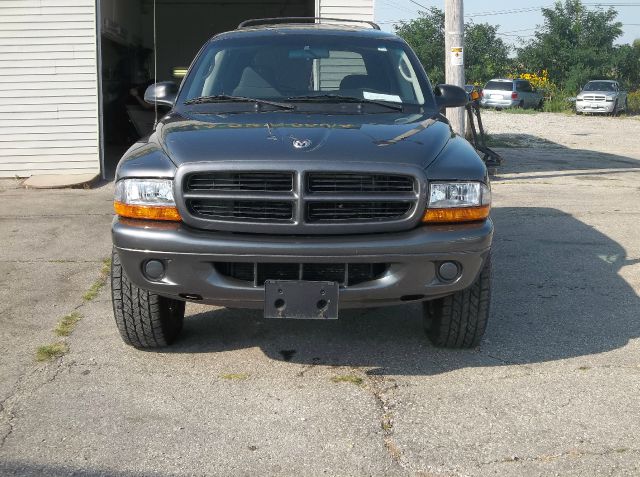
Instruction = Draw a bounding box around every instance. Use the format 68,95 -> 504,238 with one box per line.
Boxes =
292,138 -> 312,149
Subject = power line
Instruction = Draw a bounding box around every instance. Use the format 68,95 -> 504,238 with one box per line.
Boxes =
379,0 -> 418,15
407,0 -> 429,9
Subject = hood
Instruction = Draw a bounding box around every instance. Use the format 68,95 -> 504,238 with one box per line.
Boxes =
152,111 -> 453,169
580,90 -> 617,96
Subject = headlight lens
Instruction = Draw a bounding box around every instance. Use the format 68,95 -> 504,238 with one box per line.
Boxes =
114,179 -> 181,221
422,182 -> 491,223
606,95 -> 615,102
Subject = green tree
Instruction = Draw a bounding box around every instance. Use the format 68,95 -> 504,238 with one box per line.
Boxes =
394,8 -> 511,85
517,0 -> 623,92
394,8 -> 445,84
464,22 -> 511,84
612,40 -> 640,90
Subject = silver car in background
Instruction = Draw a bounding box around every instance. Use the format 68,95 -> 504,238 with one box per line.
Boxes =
576,80 -> 627,116
480,78 -> 543,110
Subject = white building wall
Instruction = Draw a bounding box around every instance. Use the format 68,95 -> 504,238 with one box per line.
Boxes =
317,0 -> 374,21
0,0 -> 100,177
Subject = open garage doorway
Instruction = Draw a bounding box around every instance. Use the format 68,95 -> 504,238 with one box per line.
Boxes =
98,0 -> 314,178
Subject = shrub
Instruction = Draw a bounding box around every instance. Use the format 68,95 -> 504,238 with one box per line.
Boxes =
627,91 -> 640,114
543,90 -> 574,113
519,70 -> 551,91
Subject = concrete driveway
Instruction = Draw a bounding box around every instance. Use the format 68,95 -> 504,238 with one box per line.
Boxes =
1,114 -> 640,476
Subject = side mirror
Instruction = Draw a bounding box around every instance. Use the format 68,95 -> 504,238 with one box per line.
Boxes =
144,81 -> 178,107
434,84 -> 468,109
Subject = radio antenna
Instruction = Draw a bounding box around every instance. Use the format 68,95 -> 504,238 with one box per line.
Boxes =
153,0 -> 158,128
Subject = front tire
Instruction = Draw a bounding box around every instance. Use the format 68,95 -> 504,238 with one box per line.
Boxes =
111,249 -> 185,348
423,256 -> 491,348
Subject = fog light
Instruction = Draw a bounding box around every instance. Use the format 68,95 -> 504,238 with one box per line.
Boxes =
144,260 -> 165,280
438,261 -> 460,281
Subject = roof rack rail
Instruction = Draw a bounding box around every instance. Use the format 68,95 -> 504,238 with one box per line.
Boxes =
238,17 -> 381,31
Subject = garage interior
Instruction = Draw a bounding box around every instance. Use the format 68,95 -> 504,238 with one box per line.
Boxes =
99,0 -> 314,178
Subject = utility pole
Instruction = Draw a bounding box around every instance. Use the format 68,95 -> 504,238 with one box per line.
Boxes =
445,0 -> 465,136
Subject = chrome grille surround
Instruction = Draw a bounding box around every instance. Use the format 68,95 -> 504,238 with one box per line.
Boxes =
174,162 -> 427,235
583,94 -> 607,102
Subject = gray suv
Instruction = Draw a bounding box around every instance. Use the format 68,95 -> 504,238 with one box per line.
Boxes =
480,78 -> 543,110
111,18 -> 493,350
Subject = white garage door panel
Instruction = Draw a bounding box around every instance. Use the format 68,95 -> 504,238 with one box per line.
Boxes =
0,132 -> 98,142
0,95 -> 97,106
0,146 -> 99,158
0,162 -> 101,175
0,1 -> 98,178
0,44 -> 95,53
0,0 -> 95,8
318,0 -> 374,21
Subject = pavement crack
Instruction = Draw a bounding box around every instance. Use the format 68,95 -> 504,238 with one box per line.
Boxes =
0,342 -> 76,451
481,446 -> 640,466
363,373 -> 406,470
0,401 -> 16,451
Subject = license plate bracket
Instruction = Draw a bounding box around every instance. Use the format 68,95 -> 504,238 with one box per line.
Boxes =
264,280 -> 339,320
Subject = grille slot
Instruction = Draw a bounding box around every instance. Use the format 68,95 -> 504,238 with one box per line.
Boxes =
307,201 -> 413,223
188,199 -> 294,222
186,172 -> 293,192
308,173 -> 414,193
215,262 -> 388,286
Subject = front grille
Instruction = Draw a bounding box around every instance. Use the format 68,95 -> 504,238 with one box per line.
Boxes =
215,262 -> 388,286
177,165 -> 424,234
307,201 -> 413,222
583,94 -> 606,102
307,173 -> 414,193
186,171 -> 293,192
188,199 -> 293,222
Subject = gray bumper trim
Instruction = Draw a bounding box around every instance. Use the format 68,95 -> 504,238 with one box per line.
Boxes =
112,218 -> 493,308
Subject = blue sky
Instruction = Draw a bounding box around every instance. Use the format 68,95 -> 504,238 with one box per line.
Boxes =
375,0 -> 640,46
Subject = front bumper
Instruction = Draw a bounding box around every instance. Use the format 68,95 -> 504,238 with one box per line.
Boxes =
575,101 -> 615,113
112,218 -> 493,309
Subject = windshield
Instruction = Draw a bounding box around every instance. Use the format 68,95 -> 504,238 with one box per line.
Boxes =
179,33 -> 430,107
583,81 -> 616,92
484,81 -> 513,91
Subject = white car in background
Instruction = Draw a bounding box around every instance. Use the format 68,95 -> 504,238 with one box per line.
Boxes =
576,80 -> 627,116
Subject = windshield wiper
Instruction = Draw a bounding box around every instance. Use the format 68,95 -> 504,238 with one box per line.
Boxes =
184,94 -> 294,110
287,94 -> 403,111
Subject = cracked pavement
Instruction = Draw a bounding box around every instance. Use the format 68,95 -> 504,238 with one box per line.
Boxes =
1,114 -> 640,476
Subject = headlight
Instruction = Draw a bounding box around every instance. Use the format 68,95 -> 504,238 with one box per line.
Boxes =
422,182 -> 491,223
606,95 -> 615,102
114,178 -> 181,221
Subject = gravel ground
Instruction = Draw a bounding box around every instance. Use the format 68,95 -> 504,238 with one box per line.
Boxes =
1,113 -> 640,476
480,110 -> 640,154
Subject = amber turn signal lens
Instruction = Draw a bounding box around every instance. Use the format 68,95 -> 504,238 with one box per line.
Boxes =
422,205 -> 490,224
114,201 -> 182,221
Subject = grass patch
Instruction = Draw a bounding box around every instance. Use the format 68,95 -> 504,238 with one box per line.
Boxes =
36,342 -> 69,362
484,133 -> 514,148
499,107 -> 537,114
83,257 -> 111,301
101,257 -> 111,275
330,374 -> 363,386
54,311 -> 82,337
220,373 -> 250,380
